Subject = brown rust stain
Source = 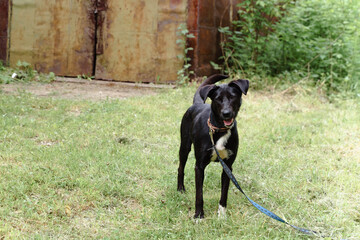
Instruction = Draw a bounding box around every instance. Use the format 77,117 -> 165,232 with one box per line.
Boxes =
0,0 -> 9,63
51,1 -> 64,74
93,0 -> 108,55
170,0 -> 182,8
133,1 -> 146,32
186,0 -> 239,77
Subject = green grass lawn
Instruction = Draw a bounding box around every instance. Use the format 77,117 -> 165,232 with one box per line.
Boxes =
0,85 -> 359,239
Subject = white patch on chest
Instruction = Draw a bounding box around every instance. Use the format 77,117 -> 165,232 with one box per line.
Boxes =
210,130 -> 233,161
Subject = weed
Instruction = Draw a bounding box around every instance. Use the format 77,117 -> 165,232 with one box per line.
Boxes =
15,61 -> 37,81
77,74 -> 95,81
0,61 -> 56,84
0,61 -> 13,84
176,23 -> 195,86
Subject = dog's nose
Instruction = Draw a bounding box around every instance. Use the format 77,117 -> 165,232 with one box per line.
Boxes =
222,110 -> 232,119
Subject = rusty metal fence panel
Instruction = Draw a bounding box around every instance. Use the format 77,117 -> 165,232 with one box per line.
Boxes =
9,0 -> 95,76
95,0 -> 186,83
7,0 -> 187,83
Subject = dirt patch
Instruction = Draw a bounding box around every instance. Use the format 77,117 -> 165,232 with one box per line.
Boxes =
1,77 -> 173,101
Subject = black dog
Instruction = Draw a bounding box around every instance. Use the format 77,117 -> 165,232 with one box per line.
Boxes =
177,74 -> 249,219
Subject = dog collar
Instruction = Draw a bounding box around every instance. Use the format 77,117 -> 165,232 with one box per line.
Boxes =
207,117 -> 233,133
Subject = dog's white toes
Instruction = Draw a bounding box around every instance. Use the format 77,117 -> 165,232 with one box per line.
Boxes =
217,205 -> 227,219
194,218 -> 203,224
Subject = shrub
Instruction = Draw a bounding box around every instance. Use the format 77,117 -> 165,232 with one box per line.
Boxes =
218,0 -> 360,93
217,0 -> 286,74
176,23 -> 195,86
0,61 -> 56,84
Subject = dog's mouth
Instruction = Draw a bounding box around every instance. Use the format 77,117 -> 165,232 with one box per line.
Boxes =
223,118 -> 234,127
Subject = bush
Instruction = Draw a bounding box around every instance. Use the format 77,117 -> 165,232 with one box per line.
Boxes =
217,0 -> 286,74
0,61 -> 13,84
0,61 -> 56,84
218,0 -> 360,94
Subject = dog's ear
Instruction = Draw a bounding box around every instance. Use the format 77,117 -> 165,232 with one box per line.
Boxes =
199,85 -> 219,102
229,79 -> 249,95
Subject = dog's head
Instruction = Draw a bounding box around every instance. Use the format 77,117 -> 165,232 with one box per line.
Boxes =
199,79 -> 249,127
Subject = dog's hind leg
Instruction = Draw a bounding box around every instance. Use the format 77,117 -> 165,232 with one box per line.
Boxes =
194,164 -> 206,218
177,140 -> 190,192
177,118 -> 192,192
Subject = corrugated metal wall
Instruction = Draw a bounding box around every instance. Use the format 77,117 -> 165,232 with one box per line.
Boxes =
2,0 -> 238,83
5,0 -> 186,83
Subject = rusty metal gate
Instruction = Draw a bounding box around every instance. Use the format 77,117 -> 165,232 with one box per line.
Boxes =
4,0 -> 186,83
8,0 -> 95,77
1,0 -> 238,82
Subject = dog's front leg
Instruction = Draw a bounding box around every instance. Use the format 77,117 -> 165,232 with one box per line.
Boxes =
219,156 -> 235,218
218,166 -> 232,218
194,165 -> 205,218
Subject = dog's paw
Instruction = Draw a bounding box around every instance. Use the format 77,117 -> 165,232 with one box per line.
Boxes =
193,212 -> 204,224
193,217 -> 204,224
194,211 -> 204,220
217,205 -> 227,219
177,186 -> 186,193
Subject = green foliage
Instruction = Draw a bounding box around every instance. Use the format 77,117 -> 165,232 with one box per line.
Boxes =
0,61 -> 56,84
0,61 -> 13,84
218,0 -> 360,94
77,74 -> 95,81
15,60 -> 37,81
176,23 -> 195,86
266,0 -> 360,92
217,0 -> 287,73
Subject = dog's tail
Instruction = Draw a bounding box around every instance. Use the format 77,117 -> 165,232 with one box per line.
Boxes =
193,74 -> 229,104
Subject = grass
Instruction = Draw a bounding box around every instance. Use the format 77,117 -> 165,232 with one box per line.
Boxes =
0,84 -> 359,239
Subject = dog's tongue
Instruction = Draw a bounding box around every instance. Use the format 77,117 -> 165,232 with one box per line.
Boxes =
223,119 -> 234,126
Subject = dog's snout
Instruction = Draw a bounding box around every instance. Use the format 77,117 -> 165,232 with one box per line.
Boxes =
222,110 -> 232,119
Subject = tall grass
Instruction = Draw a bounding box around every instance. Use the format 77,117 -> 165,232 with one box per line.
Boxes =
0,86 -> 359,239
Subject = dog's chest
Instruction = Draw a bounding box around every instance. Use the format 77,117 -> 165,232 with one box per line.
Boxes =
210,130 -> 233,161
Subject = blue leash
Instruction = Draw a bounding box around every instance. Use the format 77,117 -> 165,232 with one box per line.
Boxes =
211,133 -> 318,236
